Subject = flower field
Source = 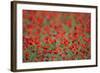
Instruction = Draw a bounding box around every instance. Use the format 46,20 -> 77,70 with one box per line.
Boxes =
23,10 -> 91,62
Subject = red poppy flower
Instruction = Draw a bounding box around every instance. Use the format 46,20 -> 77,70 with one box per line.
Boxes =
53,50 -> 58,54
83,37 -> 90,43
44,26 -> 50,33
48,50 -> 52,54
51,56 -> 56,61
60,53 -> 66,57
40,57 -> 45,61
76,14 -> 83,24
49,38 -> 56,44
46,14 -> 52,20
81,33 -> 85,37
37,50 -> 42,55
43,36 -> 49,43
61,38 -> 69,46
85,27 -> 90,33
37,17 -> 44,25
34,58 -> 38,62
34,39 -> 40,45
66,19 -> 72,27
25,52 -> 30,60
80,43 -> 86,49
34,30 -> 41,35
37,44 -> 41,49
43,49 -> 48,54
70,43 -> 78,52
27,24 -> 34,32
50,22 -> 56,28
43,46 -> 49,50
75,26 -> 82,33
73,32 -> 79,39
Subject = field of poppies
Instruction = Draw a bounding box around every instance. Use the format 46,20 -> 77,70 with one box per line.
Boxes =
23,10 -> 91,62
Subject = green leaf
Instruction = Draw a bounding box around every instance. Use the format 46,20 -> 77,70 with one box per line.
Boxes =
41,42 -> 46,46
46,53 -> 51,57
79,36 -> 83,40
30,52 -> 37,61
71,16 -> 76,28
68,41 -> 72,47
79,36 -> 86,44
79,36 -> 83,42
23,19 -> 31,25
67,50 -> 73,57
78,47 -> 81,52
49,43 -> 56,50
84,32 -> 90,38
23,31 -> 28,35
40,33 -> 45,40
66,16 -> 70,20
63,24 -> 70,34
56,40 -> 60,45
56,56 -> 62,61
60,44 -> 65,48
52,31 -> 58,35
76,57 -> 81,60
43,18 -> 50,26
